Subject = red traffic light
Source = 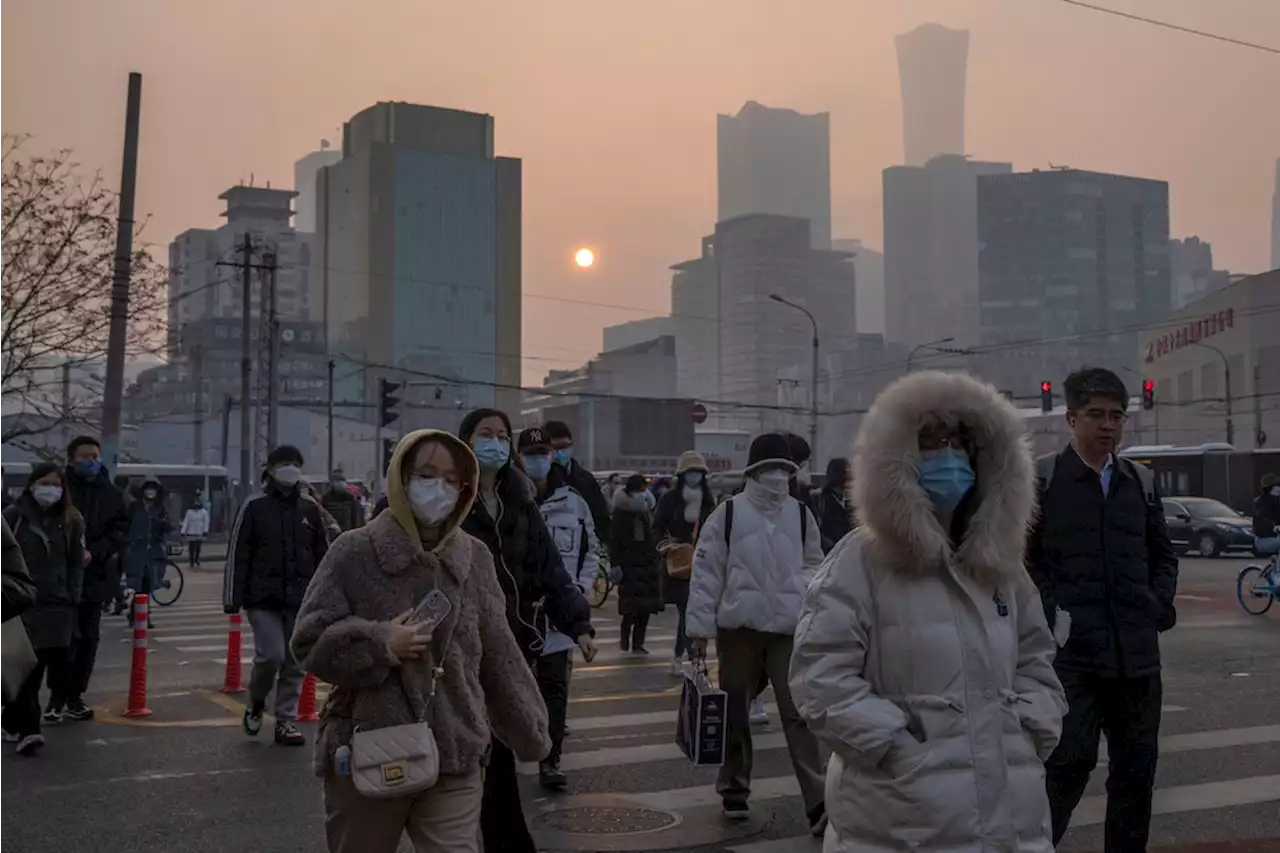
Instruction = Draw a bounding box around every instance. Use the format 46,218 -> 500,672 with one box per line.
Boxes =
1143,379 -> 1154,392
1041,381 -> 1052,393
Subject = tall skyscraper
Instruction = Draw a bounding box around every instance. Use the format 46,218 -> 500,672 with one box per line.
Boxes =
895,24 -> 969,167
317,102 -> 522,423
293,144 -> 342,233
717,101 -> 832,249
672,214 -> 855,439
1271,157 -> 1279,271
167,185 -> 314,354
833,238 -> 885,335
1170,236 -> 1230,309
977,169 -> 1171,395
883,155 -> 1011,350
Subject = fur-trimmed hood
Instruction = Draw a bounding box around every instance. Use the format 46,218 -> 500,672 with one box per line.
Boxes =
852,371 -> 1035,581
611,489 -> 652,515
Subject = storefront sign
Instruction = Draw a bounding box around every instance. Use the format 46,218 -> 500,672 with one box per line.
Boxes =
1145,307 -> 1234,362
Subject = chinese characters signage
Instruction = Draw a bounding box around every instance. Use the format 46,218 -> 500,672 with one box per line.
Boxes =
1145,307 -> 1234,363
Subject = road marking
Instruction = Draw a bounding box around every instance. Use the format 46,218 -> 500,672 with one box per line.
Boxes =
726,775 -> 1280,852
25,767 -> 256,795
520,732 -> 791,775
568,685 -> 682,705
618,725 -> 1280,808
573,659 -> 717,681
1176,594 -> 1215,602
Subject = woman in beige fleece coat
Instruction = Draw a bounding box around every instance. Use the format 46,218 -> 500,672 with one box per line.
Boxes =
292,429 -> 551,853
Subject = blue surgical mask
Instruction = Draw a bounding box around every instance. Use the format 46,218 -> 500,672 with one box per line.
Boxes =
683,471 -> 704,487
553,447 -> 573,468
523,453 -> 552,480
472,437 -> 510,471
917,448 -> 975,514
74,459 -> 101,478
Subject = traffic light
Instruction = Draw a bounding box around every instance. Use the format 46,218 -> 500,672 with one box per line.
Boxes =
1040,381 -> 1053,413
378,379 -> 402,428
1142,379 -> 1155,410
382,438 -> 396,474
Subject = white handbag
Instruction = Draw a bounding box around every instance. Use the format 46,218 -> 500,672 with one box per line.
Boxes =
349,568 -> 462,800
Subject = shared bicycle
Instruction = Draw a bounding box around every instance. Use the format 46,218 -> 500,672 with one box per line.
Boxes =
1236,553 -> 1278,616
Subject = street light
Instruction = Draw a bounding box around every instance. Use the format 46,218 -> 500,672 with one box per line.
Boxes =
1191,340 -> 1234,446
906,336 -> 957,372
768,293 -> 819,464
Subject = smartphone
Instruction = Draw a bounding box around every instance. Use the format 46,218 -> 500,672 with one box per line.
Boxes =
410,589 -> 452,631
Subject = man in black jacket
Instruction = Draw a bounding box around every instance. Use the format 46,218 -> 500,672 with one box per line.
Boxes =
222,445 -> 328,747
1028,368 -> 1179,853
544,420 -> 610,536
63,435 -> 129,721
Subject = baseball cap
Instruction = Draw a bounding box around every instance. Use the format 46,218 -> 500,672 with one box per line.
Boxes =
517,427 -> 551,454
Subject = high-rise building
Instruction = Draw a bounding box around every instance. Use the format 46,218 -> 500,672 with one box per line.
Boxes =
671,214 -> 855,443
833,238 -> 885,335
977,168 -> 1171,395
717,101 -> 832,249
896,23 -> 969,167
167,186 -> 314,355
883,155 -> 1011,350
293,144 -> 342,233
1271,157 -> 1279,271
603,317 -> 674,353
1170,236 -> 1230,309
317,102 -> 523,423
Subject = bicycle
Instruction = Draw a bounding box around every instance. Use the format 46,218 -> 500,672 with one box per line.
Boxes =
586,556 -> 617,609
1236,553 -> 1278,616
122,557 -> 186,609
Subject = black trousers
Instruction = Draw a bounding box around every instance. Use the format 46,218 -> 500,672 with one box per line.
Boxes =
188,539 -> 203,566
620,614 -> 650,650
66,600 -> 102,701
5,646 -> 72,736
536,650 -> 571,765
480,738 -> 536,853
1046,670 -> 1162,853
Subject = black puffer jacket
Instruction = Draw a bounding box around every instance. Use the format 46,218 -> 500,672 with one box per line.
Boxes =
1027,446 -> 1179,678
223,484 -> 329,613
461,468 -> 592,662
1253,488 -> 1280,538
652,484 -> 715,607
609,490 -> 663,617
65,464 -> 129,603
4,497 -> 85,649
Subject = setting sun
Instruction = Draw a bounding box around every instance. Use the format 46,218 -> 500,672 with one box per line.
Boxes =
574,247 -> 596,269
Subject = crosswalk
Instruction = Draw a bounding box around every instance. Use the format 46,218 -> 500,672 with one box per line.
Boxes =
118,591 -> 1280,850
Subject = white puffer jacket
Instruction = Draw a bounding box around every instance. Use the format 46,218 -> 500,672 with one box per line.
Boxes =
685,485 -> 824,639
790,371 -> 1066,853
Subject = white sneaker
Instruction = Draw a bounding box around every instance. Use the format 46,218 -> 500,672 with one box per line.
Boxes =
749,697 -> 769,725
669,657 -> 684,677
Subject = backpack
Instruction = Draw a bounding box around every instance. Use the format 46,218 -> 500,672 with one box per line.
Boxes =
1035,452 -> 1156,510
722,495 -> 809,550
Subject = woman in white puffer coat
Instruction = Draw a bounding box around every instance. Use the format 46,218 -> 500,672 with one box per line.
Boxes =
790,370 -> 1067,853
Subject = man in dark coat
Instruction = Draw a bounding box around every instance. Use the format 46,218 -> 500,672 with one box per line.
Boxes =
1027,367 -> 1179,853
62,435 -> 129,722
320,469 -> 364,532
223,445 -> 328,747
543,420 -> 610,536
814,457 -> 854,553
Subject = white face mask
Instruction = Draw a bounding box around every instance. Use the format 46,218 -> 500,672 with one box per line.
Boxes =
755,470 -> 792,495
31,484 -> 63,508
273,465 -> 301,487
407,477 -> 459,525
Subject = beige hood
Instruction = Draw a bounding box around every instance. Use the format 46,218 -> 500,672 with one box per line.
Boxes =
852,370 -> 1035,582
385,429 -> 479,553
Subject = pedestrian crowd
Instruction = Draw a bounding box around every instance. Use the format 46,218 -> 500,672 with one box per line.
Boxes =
25,364 -> 1277,853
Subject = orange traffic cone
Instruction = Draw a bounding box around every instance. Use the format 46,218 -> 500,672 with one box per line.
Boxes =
123,594 -> 152,717
297,673 -> 319,722
221,612 -> 246,694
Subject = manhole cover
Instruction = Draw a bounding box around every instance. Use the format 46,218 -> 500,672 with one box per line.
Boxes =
536,805 -> 680,835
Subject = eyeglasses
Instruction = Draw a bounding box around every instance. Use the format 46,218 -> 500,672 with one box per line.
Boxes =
1079,408 -> 1129,424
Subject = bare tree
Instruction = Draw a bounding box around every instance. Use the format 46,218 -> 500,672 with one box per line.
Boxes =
2,135 -> 167,443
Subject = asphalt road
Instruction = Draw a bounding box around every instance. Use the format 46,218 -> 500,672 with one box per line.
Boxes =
3,556 -> 1277,852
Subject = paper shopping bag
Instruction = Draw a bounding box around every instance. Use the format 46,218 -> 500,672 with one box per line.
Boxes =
675,662 -> 727,766
2,618 -> 37,703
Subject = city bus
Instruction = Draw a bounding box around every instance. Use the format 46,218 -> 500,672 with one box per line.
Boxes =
1118,444 -> 1280,513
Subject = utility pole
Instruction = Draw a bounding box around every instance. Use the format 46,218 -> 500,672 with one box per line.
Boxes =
99,72 -> 143,467
265,253 -> 280,449
192,345 -> 205,465
327,359 -> 336,474
1254,363 -> 1265,448
219,394 -> 233,468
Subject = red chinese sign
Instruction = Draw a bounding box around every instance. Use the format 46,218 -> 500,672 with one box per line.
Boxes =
1145,307 -> 1234,363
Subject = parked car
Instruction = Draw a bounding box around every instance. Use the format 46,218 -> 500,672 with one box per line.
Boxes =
1163,497 -> 1255,558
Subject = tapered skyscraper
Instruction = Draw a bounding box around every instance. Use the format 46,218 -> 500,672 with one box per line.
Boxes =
895,23 -> 969,166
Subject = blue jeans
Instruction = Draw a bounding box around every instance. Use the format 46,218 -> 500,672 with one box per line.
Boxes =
1255,536 -> 1280,556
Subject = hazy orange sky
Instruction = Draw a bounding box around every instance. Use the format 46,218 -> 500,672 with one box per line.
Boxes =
4,0 -> 1277,383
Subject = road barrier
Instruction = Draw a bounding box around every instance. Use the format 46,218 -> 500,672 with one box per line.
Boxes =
123,594 -> 152,718
221,613 -> 246,694
297,673 -> 319,722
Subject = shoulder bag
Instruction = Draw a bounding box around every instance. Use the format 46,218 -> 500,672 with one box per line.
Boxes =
350,564 -> 465,799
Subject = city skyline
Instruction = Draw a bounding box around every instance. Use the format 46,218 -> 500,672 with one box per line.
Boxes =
4,0 -> 1277,384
